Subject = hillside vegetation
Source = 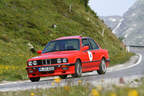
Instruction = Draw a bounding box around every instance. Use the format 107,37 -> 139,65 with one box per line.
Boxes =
0,78 -> 144,96
0,0 -> 132,81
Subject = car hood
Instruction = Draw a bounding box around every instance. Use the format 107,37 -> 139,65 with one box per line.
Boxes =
28,51 -> 79,61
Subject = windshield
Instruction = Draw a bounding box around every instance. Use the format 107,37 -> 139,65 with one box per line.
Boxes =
42,39 -> 80,53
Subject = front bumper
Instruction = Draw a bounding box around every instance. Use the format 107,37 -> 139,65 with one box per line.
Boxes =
26,64 -> 75,78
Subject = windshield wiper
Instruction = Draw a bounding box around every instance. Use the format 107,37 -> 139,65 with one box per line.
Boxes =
43,49 -> 78,53
62,49 -> 77,51
43,50 -> 60,53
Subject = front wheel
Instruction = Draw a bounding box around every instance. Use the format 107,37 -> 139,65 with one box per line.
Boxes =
59,75 -> 67,79
97,59 -> 107,75
72,60 -> 82,78
30,77 -> 40,82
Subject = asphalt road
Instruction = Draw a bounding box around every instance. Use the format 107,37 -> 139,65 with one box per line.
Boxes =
0,47 -> 144,91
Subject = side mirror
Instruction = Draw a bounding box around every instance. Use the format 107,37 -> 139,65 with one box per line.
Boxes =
37,50 -> 42,54
82,46 -> 89,51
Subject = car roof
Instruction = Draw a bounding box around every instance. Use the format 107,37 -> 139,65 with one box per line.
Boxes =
82,37 -> 90,39
56,36 -> 82,40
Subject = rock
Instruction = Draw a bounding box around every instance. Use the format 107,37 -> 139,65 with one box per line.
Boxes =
27,42 -> 36,53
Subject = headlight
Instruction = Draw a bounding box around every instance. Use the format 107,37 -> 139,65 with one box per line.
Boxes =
57,58 -> 68,63
28,61 -> 33,66
63,58 -> 68,63
33,61 -> 37,65
57,58 -> 62,63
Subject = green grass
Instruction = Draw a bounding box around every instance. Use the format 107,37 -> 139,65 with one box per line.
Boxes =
0,0 -> 133,81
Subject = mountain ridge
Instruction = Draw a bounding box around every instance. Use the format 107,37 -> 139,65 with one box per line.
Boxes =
102,0 -> 144,45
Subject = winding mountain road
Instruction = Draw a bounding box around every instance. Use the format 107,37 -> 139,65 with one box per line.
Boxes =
0,47 -> 143,92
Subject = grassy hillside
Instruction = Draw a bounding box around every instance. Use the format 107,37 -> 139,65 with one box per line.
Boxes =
0,0 -> 132,81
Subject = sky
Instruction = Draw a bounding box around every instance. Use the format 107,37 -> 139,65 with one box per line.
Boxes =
89,0 -> 137,16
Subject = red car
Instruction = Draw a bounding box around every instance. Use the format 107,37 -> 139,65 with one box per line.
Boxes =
26,36 -> 110,82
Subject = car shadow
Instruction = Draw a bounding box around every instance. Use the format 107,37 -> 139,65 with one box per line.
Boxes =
38,72 -> 100,82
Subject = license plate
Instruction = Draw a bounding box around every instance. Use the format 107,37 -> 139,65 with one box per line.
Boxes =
39,67 -> 54,72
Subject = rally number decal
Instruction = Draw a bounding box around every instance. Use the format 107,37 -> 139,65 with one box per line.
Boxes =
88,51 -> 93,61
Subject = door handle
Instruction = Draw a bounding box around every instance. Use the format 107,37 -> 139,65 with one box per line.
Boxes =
92,52 -> 95,54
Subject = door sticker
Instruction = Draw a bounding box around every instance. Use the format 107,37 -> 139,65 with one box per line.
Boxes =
88,51 -> 93,61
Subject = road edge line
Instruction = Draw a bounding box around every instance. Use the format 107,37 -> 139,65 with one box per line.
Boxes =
108,53 -> 142,72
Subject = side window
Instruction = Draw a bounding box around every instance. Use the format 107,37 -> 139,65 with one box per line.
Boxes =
82,39 -> 92,50
89,39 -> 99,50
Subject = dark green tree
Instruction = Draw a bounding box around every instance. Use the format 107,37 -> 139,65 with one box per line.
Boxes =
80,0 -> 89,11
84,0 -> 89,8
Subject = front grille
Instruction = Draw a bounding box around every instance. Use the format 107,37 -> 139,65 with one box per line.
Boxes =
37,60 -> 42,65
51,59 -> 57,64
36,59 -> 57,65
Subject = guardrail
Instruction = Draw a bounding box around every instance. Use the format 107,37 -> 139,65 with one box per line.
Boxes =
128,45 -> 144,47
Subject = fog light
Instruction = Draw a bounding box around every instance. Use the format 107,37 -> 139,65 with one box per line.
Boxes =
62,67 -> 68,70
29,70 -> 33,73
61,65 -> 68,70
62,65 -> 67,67
57,65 -> 61,67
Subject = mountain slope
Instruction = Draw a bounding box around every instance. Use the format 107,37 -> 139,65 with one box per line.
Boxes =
103,0 -> 144,45
116,0 -> 144,45
101,16 -> 122,31
0,0 -> 132,81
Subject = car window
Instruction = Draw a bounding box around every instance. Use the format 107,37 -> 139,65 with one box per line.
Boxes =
82,39 -> 92,50
42,39 -> 80,53
88,39 -> 99,49
65,39 -> 79,50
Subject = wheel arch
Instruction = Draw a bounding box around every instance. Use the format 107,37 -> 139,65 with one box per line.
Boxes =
101,56 -> 106,60
72,58 -> 82,77
100,55 -> 106,61
101,56 -> 109,67
75,58 -> 82,64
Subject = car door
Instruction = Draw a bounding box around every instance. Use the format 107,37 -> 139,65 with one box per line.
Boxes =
81,38 -> 94,72
88,38 -> 101,69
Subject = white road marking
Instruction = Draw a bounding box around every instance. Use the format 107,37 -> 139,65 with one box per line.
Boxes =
107,53 -> 142,72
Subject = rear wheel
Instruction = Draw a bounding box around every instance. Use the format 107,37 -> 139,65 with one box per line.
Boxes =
59,75 -> 67,79
72,60 -> 82,78
30,77 -> 40,82
97,59 -> 107,75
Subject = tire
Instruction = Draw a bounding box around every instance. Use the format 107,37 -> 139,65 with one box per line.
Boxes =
72,60 -> 82,78
59,75 -> 67,79
30,77 -> 40,82
97,59 -> 107,75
